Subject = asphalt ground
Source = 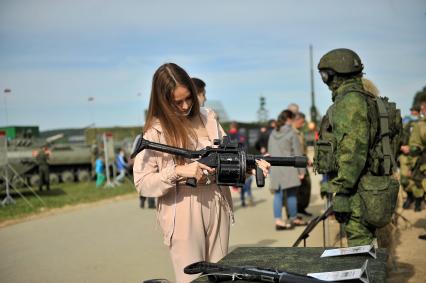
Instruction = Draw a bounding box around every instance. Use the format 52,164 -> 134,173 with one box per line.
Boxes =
0,167 -> 425,282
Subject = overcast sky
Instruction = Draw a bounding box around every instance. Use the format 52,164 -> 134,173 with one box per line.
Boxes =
0,0 -> 425,130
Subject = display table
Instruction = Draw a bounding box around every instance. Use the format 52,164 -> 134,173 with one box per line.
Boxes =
193,247 -> 388,282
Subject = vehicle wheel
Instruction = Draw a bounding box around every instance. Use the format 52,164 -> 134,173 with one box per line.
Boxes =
11,177 -> 25,189
49,173 -> 59,184
61,171 -> 74,183
77,170 -> 90,182
30,174 -> 40,187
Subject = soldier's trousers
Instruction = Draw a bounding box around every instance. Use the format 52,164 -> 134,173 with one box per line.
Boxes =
297,173 -> 311,211
39,168 -> 50,191
400,155 -> 424,198
345,193 -> 375,247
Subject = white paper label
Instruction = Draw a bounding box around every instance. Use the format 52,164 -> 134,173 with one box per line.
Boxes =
320,244 -> 376,259
308,260 -> 369,283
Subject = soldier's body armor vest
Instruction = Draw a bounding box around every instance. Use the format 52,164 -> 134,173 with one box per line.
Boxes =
314,88 -> 402,177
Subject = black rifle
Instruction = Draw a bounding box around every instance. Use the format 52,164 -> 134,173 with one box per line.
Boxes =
184,261 -> 326,283
292,206 -> 333,247
131,136 -> 307,187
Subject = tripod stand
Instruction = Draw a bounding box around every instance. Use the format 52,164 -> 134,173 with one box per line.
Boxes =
293,205 -> 333,247
1,164 -> 15,205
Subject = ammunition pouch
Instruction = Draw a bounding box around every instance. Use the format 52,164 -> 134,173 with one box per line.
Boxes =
313,140 -> 338,174
358,175 -> 399,228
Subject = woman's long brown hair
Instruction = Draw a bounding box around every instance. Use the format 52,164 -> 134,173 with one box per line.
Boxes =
144,63 -> 200,162
276,109 -> 294,131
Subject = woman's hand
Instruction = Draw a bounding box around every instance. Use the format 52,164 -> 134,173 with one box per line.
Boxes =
175,162 -> 215,182
255,159 -> 271,177
298,173 -> 305,180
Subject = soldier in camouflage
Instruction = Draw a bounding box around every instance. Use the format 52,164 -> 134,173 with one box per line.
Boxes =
314,48 -> 400,246
401,96 -> 426,215
400,104 -> 421,210
36,146 -> 50,191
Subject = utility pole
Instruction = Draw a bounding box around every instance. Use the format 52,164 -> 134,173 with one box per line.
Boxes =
3,88 -> 11,126
309,45 -> 319,125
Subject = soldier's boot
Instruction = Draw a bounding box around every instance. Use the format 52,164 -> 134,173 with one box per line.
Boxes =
419,234 -> 426,240
414,198 -> 422,212
403,192 -> 414,209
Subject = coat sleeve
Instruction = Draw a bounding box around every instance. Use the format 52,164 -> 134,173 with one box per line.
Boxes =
133,128 -> 179,197
210,108 -> 227,139
218,123 -> 226,139
330,92 -> 369,194
291,131 -> 306,175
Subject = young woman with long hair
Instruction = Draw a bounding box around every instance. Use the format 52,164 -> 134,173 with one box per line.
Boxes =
133,63 -> 269,282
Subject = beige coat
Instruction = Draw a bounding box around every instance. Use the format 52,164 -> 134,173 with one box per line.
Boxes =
133,108 -> 234,246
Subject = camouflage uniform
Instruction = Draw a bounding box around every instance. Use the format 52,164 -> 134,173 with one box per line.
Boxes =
400,118 -> 419,209
408,117 -> 426,208
315,49 -> 400,246
36,148 -> 50,191
320,77 -> 374,246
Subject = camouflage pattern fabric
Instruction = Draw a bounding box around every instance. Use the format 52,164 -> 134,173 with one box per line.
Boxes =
345,193 -> 375,246
327,78 -> 369,195
400,120 -> 417,194
36,149 -> 50,190
408,117 -> 426,197
318,77 -> 374,246
36,150 -> 49,170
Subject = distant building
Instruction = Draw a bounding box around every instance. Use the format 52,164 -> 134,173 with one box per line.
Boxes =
0,126 -> 39,140
204,100 -> 230,122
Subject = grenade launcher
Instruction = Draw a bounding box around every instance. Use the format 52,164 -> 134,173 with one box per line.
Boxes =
131,136 -> 307,187
184,261 -> 326,283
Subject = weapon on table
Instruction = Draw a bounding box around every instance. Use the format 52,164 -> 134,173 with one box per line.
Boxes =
131,136 -> 307,187
184,261 -> 326,283
293,205 -> 334,248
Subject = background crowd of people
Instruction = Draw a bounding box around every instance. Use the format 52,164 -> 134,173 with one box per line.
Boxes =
91,57 -> 425,282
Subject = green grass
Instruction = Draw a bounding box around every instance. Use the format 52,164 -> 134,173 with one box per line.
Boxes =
0,179 -> 137,224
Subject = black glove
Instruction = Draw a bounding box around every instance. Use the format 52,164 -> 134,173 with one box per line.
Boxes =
332,194 -> 352,224
320,182 -> 329,199
334,211 -> 351,224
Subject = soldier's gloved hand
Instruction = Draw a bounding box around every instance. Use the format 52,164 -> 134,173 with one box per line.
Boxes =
320,182 -> 329,199
333,194 -> 351,224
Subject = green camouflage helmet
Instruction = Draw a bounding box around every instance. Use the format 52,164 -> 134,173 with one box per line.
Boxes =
318,48 -> 363,74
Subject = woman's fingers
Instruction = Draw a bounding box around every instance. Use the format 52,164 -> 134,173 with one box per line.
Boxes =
190,162 -> 214,181
175,162 -> 205,179
198,162 -> 215,173
256,159 -> 271,177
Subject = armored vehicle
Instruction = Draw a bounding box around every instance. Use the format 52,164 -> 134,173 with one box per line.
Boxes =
2,134 -> 93,189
